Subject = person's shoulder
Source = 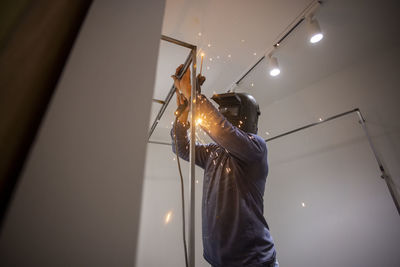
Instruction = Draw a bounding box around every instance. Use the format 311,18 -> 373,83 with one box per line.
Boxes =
249,133 -> 267,150
249,133 -> 265,143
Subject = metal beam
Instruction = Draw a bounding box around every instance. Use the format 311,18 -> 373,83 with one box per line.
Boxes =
148,107 -> 400,216
265,108 -> 358,142
355,111 -> 400,215
188,46 -> 197,267
151,35 -> 198,266
148,51 -> 192,139
161,35 -> 196,50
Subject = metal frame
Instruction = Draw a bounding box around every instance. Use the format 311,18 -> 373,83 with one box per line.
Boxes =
149,108 -> 400,215
149,35 -> 197,267
148,36 -> 194,138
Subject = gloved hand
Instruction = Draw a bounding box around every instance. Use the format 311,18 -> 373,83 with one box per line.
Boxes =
171,64 -> 191,101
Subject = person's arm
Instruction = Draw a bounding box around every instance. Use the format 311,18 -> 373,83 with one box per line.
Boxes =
170,120 -> 211,169
170,65 -> 210,169
172,64 -> 265,163
196,94 -> 266,163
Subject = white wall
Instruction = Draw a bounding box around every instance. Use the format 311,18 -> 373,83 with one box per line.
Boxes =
137,143 -> 206,267
261,45 -> 400,267
138,45 -> 400,267
0,0 -> 165,265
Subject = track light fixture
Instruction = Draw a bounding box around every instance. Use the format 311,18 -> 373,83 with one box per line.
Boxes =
232,0 -> 324,88
268,56 -> 280,77
307,16 -> 323,43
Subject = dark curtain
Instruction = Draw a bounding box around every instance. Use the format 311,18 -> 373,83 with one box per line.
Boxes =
0,0 -> 93,228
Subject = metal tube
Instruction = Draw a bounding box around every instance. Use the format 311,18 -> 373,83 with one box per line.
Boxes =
161,35 -> 196,50
188,47 -> 197,267
356,111 -> 400,215
148,51 -> 192,139
148,109 -> 361,145
265,108 -> 359,142
148,107 -> 400,216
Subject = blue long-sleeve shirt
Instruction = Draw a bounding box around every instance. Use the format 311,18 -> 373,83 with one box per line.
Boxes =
171,94 -> 276,267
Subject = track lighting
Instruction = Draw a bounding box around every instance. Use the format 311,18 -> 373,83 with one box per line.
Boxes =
307,17 -> 323,43
268,56 -> 280,77
232,0 -> 324,86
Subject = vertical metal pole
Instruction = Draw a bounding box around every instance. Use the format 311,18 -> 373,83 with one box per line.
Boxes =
189,47 -> 197,267
356,111 -> 400,215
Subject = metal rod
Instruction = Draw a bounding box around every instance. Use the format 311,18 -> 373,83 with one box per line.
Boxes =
188,47 -> 197,267
148,107 -> 400,217
356,111 -> 400,215
161,35 -> 196,50
148,51 -> 192,139
266,108 -> 359,142
151,35 -> 198,265
148,108 -> 360,146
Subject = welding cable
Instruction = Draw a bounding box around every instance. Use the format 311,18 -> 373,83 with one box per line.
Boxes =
174,117 -> 189,267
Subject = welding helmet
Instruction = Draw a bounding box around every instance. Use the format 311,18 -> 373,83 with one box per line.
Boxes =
211,92 -> 260,134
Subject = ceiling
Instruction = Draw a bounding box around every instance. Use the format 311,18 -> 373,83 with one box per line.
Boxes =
149,0 -> 400,141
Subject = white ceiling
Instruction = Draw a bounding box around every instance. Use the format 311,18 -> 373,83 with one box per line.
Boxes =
149,0 -> 400,140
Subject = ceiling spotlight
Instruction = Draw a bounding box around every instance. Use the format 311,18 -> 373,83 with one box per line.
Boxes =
307,17 -> 323,43
268,56 -> 280,77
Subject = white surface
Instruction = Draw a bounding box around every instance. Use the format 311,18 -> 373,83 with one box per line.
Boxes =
0,0 -> 165,265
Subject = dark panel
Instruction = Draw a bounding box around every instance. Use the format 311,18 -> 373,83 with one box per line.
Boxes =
0,0 -> 93,228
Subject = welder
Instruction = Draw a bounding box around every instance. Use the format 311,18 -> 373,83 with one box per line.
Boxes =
171,65 -> 277,267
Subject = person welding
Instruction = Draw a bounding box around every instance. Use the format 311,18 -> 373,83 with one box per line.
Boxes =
171,65 -> 277,267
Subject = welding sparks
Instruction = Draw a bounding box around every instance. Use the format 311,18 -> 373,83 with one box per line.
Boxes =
196,118 -> 203,125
